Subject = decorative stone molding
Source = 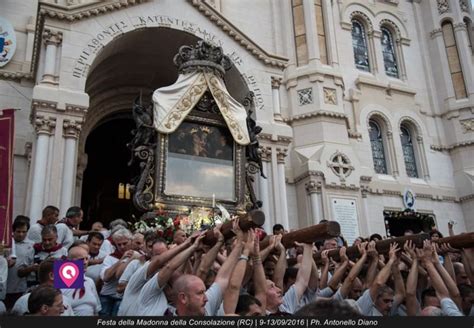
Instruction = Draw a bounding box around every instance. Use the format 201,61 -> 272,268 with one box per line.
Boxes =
460,119 -> 474,133
323,88 -> 337,105
0,72 -> 33,81
297,88 -> 313,106
188,0 -> 288,69
430,28 -> 443,39
294,170 -> 325,184
25,142 -> 33,164
453,22 -> 467,32
258,146 -> 272,162
327,151 -> 354,181
305,180 -> 321,194
34,115 -> 56,135
379,19 -> 402,40
63,119 -> 82,139
460,0 -> 469,13
460,194 -> 474,202
258,133 -> 292,145
42,28 -> 63,46
431,140 -> 474,152
276,148 -> 288,164
65,104 -> 89,115
38,0 -> 148,22
326,183 -> 359,191
271,76 -> 283,89
437,0 -> 449,15
350,11 -> 374,34
360,175 -> 372,198
283,110 -> 348,124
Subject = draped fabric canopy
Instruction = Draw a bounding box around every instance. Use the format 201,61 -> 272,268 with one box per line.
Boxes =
152,71 -> 250,146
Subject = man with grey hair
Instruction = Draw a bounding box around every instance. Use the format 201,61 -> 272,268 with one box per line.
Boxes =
57,206 -> 90,239
30,225 -> 68,262
99,228 -> 138,316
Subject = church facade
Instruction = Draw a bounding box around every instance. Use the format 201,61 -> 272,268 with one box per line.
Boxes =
1,0 -> 473,243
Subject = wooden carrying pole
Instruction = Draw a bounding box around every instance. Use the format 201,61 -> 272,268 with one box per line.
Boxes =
313,232 -> 474,263
260,221 -> 341,249
202,209 -> 265,246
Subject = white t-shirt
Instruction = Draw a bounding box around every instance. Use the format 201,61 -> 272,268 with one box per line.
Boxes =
135,270 -> 169,316
119,259 -> 144,284
356,289 -> 383,316
118,262 -> 151,315
0,256 -> 7,300
55,223 -> 75,249
99,255 -> 121,297
61,276 -> 101,316
11,290 -> 75,316
7,239 -> 34,294
165,282 -> 223,316
100,239 -> 115,256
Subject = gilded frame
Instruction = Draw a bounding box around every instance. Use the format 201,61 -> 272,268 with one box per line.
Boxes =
154,113 -> 246,212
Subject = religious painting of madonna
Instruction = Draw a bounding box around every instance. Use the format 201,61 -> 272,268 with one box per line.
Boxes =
165,121 -> 235,200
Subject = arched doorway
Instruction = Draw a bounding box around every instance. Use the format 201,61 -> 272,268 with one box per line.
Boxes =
81,116 -> 141,227
79,27 -> 250,227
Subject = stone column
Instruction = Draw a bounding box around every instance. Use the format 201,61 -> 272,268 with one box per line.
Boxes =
259,146 -> 272,233
386,131 -> 399,176
416,135 -> 430,180
42,29 -> 63,84
60,120 -> 82,216
453,22 -> 474,94
271,76 -> 282,120
302,0 -> 318,62
276,148 -> 289,230
29,116 -> 56,221
305,180 -> 321,225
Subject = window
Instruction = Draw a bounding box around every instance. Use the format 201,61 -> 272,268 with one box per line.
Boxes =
400,125 -> 418,178
118,183 -> 131,200
381,27 -> 399,78
369,120 -> 388,174
314,0 -> 328,65
352,20 -> 370,72
442,21 -> 467,99
292,0 -> 308,66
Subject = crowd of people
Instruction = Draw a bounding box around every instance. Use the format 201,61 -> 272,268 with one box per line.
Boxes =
0,205 -> 472,317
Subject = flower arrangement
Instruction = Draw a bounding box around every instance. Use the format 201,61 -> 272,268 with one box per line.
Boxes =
132,204 -> 232,243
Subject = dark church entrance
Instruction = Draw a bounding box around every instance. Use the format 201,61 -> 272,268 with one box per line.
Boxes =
383,209 -> 435,237
80,117 -> 141,228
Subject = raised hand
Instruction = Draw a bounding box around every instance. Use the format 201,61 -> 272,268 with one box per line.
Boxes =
367,241 -> 378,260
232,218 -> 244,241
388,242 -> 400,261
274,234 -> 284,252
339,246 -> 349,263
321,249 -> 329,265
357,241 -> 368,256
403,240 -> 417,260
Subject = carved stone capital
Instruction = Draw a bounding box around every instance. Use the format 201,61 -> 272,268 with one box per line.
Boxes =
305,180 -> 321,194
386,130 -> 393,138
430,28 -> 443,39
416,135 -> 424,143
271,76 -> 283,89
43,28 -> 63,46
63,119 -> 82,139
453,23 -> 467,32
259,146 -> 272,162
276,148 -> 288,164
34,116 -> 56,135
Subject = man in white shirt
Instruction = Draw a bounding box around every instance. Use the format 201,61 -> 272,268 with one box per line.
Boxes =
99,228 -> 136,316
61,246 -> 101,315
31,225 -> 68,262
6,217 -> 34,310
11,259 -> 74,316
85,232 -> 106,285
27,206 -> 59,243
